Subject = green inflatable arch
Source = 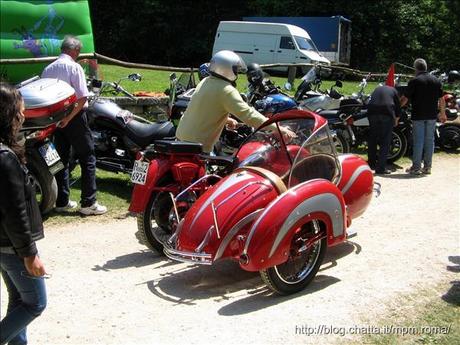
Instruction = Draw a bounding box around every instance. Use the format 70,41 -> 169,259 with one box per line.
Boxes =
0,0 -> 95,83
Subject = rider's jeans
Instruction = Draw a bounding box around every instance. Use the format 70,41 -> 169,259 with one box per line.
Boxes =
411,119 -> 437,170
0,253 -> 47,345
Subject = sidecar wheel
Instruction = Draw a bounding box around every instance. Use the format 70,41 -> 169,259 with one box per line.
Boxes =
260,221 -> 327,295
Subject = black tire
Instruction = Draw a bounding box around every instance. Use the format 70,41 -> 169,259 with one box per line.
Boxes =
137,188 -> 194,254
260,220 -> 327,295
333,129 -> 351,154
439,125 -> 460,150
26,155 -> 58,215
137,192 -> 172,254
387,128 -> 408,163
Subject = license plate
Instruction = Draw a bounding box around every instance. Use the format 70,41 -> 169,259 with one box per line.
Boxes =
38,142 -> 61,166
131,160 -> 149,185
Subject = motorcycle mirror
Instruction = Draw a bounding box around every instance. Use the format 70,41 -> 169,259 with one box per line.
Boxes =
284,82 -> 292,91
91,79 -> 103,88
128,73 -> 142,82
335,80 -> 343,88
170,73 -> 177,81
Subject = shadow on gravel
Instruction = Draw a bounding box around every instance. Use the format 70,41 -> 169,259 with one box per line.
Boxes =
442,256 -> 460,306
320,241 -> 361,272
92,250 -> 163,271
143,242 -> 359,312
218,274 -> 340,316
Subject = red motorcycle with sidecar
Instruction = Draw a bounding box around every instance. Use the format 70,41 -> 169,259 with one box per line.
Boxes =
130,108 -> 375,294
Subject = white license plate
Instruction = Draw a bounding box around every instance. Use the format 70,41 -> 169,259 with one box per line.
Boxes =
38,142 -> 61,166
131,160 -> 149,185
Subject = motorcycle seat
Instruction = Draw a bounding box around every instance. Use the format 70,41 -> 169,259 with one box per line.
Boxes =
317,110 -> 339,120
153,140 -> 203,154
125,120 -> 176,147
288,154 -> 338,186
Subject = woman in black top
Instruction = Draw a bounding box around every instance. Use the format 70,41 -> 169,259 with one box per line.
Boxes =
0,82 -> 47,345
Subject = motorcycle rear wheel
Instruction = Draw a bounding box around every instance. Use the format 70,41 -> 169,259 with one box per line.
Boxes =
260,220 -> 327,295
137,191 -> 173,254
26,155 -> 58,215
138,190 -> 193,254
387,128 -> 408,163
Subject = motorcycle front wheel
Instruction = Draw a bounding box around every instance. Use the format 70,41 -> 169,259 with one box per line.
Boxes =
387,128 -> 408,163
332,129 -> 351,154
260,220 -> 327,295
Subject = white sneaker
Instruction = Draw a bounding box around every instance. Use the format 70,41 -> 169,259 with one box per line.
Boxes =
79,202 -> 107,216
55,200 -> 78,213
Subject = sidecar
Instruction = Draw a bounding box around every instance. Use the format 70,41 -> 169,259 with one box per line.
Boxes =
159,109 -> 374,295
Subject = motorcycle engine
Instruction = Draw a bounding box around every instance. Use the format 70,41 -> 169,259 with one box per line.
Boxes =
92,130 -> 110,151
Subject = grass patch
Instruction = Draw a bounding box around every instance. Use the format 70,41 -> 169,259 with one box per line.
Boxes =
348,281 -> 459,345
97,63 -> 379,97
43,166 -> 132,227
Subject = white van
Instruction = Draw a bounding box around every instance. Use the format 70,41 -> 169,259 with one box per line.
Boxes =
212,21 -> 330,71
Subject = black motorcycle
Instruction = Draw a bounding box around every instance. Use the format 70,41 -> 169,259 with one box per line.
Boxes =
72,74 -> 176,174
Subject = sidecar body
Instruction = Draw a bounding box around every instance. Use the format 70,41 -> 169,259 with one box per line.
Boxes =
160,109 -> 374,294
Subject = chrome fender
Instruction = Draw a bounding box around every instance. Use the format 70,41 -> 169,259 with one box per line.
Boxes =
240,179 -> 346,272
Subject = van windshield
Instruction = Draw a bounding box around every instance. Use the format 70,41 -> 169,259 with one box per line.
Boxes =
294,36 -> 319,52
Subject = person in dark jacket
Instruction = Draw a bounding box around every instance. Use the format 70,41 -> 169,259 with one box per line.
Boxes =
367,84 -> 402,174
0,82 -> 47,345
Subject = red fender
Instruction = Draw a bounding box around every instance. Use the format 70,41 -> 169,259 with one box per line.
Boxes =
128,158 -> 172,213
240,179 -> 346,272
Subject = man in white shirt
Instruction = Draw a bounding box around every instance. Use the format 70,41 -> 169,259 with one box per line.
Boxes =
42,35 -> 106,215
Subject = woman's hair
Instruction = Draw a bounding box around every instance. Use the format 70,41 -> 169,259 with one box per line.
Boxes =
0,82 -> 26,163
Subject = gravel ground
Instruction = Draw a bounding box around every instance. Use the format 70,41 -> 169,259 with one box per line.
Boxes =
1,154 -> 459,345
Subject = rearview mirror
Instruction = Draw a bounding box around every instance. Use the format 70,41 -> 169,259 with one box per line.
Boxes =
284,82 -> 292,91
335,80 -> 343,88
170,73 -> 177,81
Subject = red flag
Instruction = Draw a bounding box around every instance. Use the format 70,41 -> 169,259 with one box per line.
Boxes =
385,63 -> 395,87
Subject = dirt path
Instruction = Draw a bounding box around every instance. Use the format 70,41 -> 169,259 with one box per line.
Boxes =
2,154 -> 459,345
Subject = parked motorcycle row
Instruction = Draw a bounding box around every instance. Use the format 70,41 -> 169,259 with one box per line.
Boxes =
16,65 -> 458,295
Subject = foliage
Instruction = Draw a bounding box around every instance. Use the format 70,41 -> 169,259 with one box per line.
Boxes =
89,0 -> 460,70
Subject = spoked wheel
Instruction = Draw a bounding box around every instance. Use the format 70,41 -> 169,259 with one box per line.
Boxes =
137,190 -> 195,254
260,220 -> 327,295
387,128 -> 408,163
439,125 -> 460,150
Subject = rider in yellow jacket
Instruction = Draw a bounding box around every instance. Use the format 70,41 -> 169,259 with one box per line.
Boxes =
176,50 -> 295,153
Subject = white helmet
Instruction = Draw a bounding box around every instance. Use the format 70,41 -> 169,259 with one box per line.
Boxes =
209,50 -> 247,82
